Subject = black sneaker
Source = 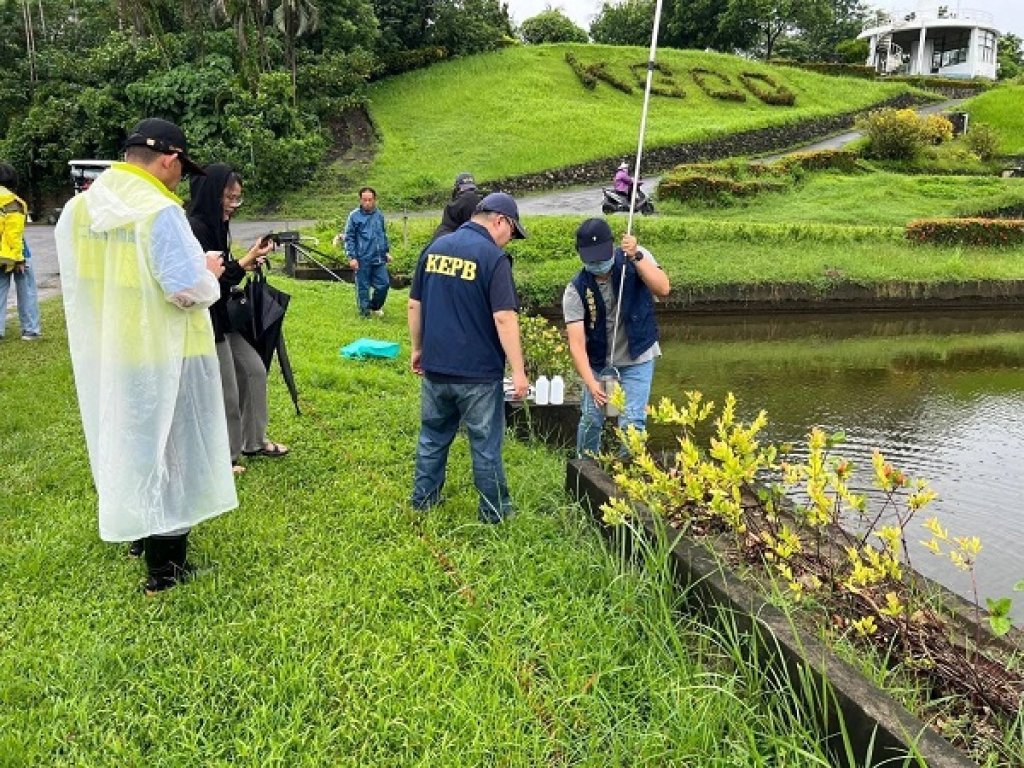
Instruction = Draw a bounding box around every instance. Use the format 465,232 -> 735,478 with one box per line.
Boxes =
127,539 -> 145,558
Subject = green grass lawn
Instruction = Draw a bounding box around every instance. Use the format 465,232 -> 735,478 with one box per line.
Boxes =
963,81 -> 1024,155
274,44 -> 918,214
656,171 -> 1024,227
1,289 -> 837,766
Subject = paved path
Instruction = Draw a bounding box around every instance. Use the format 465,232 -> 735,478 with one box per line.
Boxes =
515,98 -> 967,215
6,220 -> 313,319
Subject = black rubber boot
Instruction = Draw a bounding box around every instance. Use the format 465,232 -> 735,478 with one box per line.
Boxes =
127,539 -> 145,558
143,534 -> 192,595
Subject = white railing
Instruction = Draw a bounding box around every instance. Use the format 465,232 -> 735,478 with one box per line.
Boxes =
865,6 -> 995,31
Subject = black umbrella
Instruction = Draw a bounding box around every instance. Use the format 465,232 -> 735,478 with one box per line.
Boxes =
240,268 -> 301,415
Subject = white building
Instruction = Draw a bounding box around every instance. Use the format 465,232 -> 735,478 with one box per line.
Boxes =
858,3 -> 1000,79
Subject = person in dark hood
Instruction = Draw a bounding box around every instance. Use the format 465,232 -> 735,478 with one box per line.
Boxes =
186,163 -> 285,476
433,172 -> 482,239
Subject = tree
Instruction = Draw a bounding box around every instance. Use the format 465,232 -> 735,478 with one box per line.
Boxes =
997,33 -> 1023,80
430,0 -> 513,57
660,0 -> 750,52
801,0 -> 868,61
589,0 -> 653,46
720,0 -> 830,60
519,9 -> 587,44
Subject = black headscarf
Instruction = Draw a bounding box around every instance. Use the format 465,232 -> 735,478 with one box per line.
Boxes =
186,162 -> 237,254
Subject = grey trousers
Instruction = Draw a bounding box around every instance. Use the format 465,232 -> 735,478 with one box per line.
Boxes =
216,332 -> 269,460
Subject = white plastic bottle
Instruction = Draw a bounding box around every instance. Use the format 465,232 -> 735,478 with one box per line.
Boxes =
534,375 -> 550,405
549,375 -> 565,405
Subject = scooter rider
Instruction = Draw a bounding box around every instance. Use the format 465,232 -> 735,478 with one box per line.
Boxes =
613,161 -> 634,198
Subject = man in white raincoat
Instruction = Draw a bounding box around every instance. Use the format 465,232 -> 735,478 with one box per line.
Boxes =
56,118 -> 238,595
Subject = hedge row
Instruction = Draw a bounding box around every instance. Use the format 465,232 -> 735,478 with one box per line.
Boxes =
906,218 -> 1024,246
659,150 -> 861,204
690,67 -> 746,102
630,62 -> 686,98
739,72 -> 796,106
778,61 -> 878,80
658,174 -> 789,203
775,149 -> 862,173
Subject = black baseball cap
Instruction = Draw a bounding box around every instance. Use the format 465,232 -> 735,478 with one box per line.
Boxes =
454,172 -> 477,191
475,192 -> 527,239
123,118 -> 206,177
575,218 -> 614,263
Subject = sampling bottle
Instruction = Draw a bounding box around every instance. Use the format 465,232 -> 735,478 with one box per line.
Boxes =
534,375 -> 550,405
549,375 -> 564,405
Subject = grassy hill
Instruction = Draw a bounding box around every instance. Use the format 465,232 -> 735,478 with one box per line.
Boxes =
276,44 -> 919,214
963,81 -> 1024,155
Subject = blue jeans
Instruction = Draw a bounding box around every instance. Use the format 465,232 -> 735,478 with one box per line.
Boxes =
412,378 -> 513,523
578,359 -> 655,458
0,262 -> 41,337
355,260 -> 389,315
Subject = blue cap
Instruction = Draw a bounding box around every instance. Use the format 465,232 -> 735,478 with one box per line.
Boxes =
475,192 -> 527,239
575,218 -> 614,263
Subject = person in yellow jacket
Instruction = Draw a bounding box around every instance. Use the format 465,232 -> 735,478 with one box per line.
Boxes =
55,118 -> 238,595
0,162 -> 41,339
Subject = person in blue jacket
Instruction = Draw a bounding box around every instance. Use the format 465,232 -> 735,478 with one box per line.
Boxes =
334,187 -> 391,317
562,217 -> 670,458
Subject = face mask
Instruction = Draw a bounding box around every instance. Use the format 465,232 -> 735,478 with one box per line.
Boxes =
585,257 -> 615,275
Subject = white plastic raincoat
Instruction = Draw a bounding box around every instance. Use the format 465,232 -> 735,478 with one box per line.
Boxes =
56,162 -> 238,541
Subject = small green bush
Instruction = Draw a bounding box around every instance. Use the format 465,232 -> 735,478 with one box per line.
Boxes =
964,123 -> 1001,161
906,217 -> 1024,246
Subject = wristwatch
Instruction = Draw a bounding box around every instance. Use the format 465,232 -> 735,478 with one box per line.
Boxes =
631,251 -> 644,263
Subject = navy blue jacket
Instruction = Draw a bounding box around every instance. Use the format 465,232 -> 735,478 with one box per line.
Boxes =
571,250 -> 657,370
411,222 -> 518,380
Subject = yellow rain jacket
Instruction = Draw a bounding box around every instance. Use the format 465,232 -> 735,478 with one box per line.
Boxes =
0,185 -> 27,271
55,162 -> 238,542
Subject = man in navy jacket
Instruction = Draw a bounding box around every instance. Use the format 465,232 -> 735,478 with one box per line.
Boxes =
408,192 -> 528,523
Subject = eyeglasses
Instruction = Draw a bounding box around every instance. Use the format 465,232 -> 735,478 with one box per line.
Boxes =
224,194 -> 244,206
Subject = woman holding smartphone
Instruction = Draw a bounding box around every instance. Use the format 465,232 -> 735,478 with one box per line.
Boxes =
186,163 -> 286,473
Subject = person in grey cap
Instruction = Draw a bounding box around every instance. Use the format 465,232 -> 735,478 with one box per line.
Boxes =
408,191 -> 528,524
55,117 -> 237,595
433,172 -> 482,239
563,217 -> 670,458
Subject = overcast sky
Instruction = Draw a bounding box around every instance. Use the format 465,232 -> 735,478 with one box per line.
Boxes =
504,1 -> 1024,40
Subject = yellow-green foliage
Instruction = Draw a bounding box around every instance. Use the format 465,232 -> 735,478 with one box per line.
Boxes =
856,108 -> 939,160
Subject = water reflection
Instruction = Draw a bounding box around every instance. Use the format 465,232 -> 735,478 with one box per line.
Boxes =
653,310 -> 1024,620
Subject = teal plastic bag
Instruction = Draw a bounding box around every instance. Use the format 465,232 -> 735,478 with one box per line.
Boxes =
340,337 -> 400,360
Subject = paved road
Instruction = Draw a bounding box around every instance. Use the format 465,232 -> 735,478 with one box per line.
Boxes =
7,219 -> 313,318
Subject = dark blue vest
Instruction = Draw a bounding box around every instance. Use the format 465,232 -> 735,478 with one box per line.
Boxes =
571,250 -> 657,370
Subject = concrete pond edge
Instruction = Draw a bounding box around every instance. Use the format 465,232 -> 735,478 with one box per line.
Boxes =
565,458 -> 976,768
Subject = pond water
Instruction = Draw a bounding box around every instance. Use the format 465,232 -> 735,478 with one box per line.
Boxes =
653,310 -> 1024,622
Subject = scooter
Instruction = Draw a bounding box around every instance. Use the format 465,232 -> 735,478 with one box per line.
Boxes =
601,184 -> 655,215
